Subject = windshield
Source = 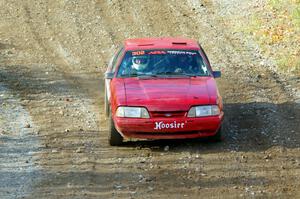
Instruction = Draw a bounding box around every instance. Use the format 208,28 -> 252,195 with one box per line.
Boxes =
117,50 -> 211,77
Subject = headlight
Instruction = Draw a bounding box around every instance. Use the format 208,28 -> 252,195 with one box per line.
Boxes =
187,105 -> 220,117
116,107 -> 150,118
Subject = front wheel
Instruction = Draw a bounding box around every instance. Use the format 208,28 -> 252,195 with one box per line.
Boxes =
210,125 -> 223,142
108,115 -> 123,146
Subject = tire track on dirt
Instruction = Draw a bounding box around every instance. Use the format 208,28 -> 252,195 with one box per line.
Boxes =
0,82 -> 40,199
0,2 -> 105,197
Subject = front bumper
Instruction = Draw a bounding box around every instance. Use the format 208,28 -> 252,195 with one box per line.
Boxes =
113,112 -> 224,139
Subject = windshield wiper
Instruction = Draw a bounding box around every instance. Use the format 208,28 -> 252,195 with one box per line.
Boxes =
120,72 -> 204,78
120,73 -> 138,78
155,71 -> 194,77
137,74 -> 158,78
120,73 -> 158,78
155,71 -> 179,76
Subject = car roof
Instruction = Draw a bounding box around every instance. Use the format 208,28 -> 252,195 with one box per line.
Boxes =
124,37 -> 200,51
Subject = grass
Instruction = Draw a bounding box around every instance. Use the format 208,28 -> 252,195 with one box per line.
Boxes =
242,0 -> 300,74
292,5 -> 300,27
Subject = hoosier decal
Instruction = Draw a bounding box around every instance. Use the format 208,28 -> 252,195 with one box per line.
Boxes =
154,121 -> 185,130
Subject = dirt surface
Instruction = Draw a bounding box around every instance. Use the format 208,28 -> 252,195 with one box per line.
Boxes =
0,0 -> 299,198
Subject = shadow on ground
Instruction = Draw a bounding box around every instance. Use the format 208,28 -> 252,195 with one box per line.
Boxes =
119,101 -> 300,153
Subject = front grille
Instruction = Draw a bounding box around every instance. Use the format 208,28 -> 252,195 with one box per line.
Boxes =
150,111 -> 186,118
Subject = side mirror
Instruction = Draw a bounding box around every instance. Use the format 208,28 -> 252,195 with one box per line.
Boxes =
212,71 -> 221,78
104,72 -> 114,79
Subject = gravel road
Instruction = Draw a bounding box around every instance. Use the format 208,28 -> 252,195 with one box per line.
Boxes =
0,0 -> 299,198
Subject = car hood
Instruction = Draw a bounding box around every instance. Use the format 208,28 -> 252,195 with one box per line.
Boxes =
124,77 -> 218,111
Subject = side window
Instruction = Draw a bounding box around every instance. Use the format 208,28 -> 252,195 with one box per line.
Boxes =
111,47 -> 124,73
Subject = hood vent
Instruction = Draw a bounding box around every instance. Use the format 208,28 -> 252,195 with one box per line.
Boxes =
172,42 -> 187,45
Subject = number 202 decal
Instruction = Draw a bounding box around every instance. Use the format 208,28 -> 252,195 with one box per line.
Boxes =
132,51 -> 145,56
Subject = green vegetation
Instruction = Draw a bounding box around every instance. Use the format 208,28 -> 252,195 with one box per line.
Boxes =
246,0 -> 300,74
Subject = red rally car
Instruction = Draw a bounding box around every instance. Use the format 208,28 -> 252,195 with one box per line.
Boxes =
104,37 -> 224,146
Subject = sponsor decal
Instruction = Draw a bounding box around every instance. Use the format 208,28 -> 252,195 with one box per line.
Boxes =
154,121 -> 185,130
167,50 -> 197,55
148,50 -> 167,55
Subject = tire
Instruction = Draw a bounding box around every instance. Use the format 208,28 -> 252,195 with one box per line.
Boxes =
108,114 -> 123,146
210,125 -> 223,142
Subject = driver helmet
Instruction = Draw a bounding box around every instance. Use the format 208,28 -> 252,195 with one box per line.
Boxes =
132,56 -> 149,71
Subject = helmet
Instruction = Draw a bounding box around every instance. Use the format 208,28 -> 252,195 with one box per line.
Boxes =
132,56 -> 149,71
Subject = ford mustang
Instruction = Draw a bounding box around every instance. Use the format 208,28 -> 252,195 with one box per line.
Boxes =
104,37 -> 224,146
